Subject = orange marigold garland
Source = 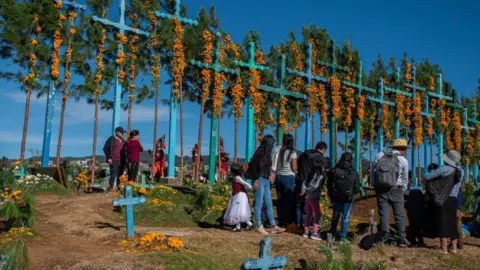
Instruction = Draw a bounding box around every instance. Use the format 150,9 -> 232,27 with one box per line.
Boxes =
329,77 -> 341,119
395,93 -> 406,124
51,11 -> 63,80
452,110 -> 462,152
445,108 -> 454,151
319,83 -> 328,134
438,99 -> 448,130
250,69 -> 264,127
200,29 -> 213,101
382,104 -> 392,140
476,124 -> 480,163
93,27 -> 106,96
224,34 -> 244,120
278,97 -> 288,131
212,43 -> 225,117
306,82 -> 319,114
412,94 -> 423,145
343,85 -> 356,128
289,42 -> 303,93
357,95 -> 365,122
369,107 -> 376,141
464,130 -> 474,165
172,18 -> 185,100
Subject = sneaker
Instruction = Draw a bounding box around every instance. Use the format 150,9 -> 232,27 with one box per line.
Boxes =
310,233 -> 322,241
270,226 -> 286,234
398,241 -> 408,248
257,227 -> 269,235
303,232 -> 309,238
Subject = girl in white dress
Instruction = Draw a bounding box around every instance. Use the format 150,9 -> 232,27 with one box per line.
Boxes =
223,163 -> 253,231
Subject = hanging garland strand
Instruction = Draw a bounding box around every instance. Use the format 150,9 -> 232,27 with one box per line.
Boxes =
465,129 -> 474,165
212,41 -> 226,117
62,11 -> 77,99
476,124 -> 480,164
445,108 -> 454,151
224,34 -> 244,120
172,18 -> 185,100
382,104 -> 392,140
426,76 -> 436,142
200,29 -> 213,102
319,67 -> 328,134
250,51 -> 265,128
127,13 -> 140,101
93,27 -> 106,96
369,106 -> 376,142
452,110 -> 462,152
51,9 -> 63,80
329,76 -> 342,119
412,94 -> 423,145
23,15 -> 39,87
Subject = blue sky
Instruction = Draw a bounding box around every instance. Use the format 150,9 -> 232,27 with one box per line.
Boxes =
0,0 -> 479,160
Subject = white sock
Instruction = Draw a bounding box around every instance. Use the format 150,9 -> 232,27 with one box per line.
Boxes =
235,223 -> 241,230
246,221 -> 253,227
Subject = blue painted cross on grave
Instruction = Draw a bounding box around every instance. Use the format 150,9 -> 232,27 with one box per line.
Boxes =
317,40 -> 349,167
242,237 -> 287,270
258,54 -> 306,146
189,32 -> 240,184
232,42 -> 269,163
339,61 -> 376,178
41,0 -> 86,168
287,42 -> 328,151
155,0 -> 198,178
92,0 -> 150,137
112,185 -> 146,239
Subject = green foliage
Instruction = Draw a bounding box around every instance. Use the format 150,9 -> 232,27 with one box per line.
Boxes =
462,183 -> 477,214
192,186 -> 212,212
17,175 -> 68,195
0,240 -> 30,270
0,171 -> 15,187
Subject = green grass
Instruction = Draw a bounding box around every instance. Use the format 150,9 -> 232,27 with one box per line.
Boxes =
0,240 -> 29,270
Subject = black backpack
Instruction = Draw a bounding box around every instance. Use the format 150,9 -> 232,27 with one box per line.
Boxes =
331,167 -> 355,201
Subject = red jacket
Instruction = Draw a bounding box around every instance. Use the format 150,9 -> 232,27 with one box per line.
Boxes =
126,140 -> 143,163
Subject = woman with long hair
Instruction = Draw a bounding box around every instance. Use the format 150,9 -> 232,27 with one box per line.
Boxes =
271,134 -> 297,226
246,135 -> 285,235
125,130 -> 143,182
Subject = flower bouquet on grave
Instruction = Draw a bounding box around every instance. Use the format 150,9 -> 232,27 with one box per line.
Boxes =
119,232 -> 186,253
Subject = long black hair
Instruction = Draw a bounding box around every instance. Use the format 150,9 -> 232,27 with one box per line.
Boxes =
247,135 -> 275,179
258,135 -> 275,167
230,163 -> 243,178
129,130 -> 139,140
279,134 -> 295,167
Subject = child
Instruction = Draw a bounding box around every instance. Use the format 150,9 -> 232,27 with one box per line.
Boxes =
223,163 -> 253,231
301,167 -> 325,240
125,130 -> 143,182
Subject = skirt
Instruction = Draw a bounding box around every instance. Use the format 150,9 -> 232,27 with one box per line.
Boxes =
223,192 -> 252,225
434,196 -> 459,239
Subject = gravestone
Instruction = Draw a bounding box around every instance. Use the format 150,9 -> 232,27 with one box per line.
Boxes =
157,177 -> 182,187
112,185 -> 146,239
30,167 -> 63,184
242,236 -> 287,270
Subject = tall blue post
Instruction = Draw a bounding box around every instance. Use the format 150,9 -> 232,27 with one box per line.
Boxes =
167,94 -> 177,177
462,108 -> 469,182
394,68 -> 401,139
377,79 -> 384,152
208,117 -> 218,184
423,92 -> 429,175
471,104 -> 479,183
41,0 -> 86,167
155,0 -> 199,178
41,80 -> 56,167
436,74 -> 445,166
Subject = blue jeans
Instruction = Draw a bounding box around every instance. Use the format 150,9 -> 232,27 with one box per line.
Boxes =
330,202 -> 353,240
254,177 -> 276,227
275,174 -> 295,226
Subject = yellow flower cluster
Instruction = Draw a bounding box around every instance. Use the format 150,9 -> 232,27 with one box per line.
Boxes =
452,111 -> 462,152
51,13 -> 63,80
201,29 -> 213,101
278,97 -> 288,131
445,109 -> 454,151
255,51 -> 266,65
172,18 -> 185,100
268,113 -> 274,124
343,86 -> 356,128
250,69 -> 264,126
67,11 -> 77,23
53,0 -> 62,9
438,99 -> 448,129
149,198 -> 174,209
395,94 -> 406,124
404,62 -> 412,83
212,44 -> 226,117
93,28 -> 107,96
116,33 -> 128,44
369,108 -> 376,141
306,82 -> 320,114
464,130 -> 474,164
329,77 -> 342,119
381,104 -> 392,140
319,83 -> 328,134
76,171 -> 89,190
0,227 -> 33,245
289,42 -> 303,93
412,95 -> 423,145
357,95 -> 365,122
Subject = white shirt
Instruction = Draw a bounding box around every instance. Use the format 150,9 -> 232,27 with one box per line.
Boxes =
371,150 -> 409,191
271,146 -> 297,176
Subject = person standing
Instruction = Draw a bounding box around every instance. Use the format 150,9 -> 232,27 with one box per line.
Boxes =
328,152 -> 361,243
271,134 -> 297,227
424,150 -> 462,254
125,130 -> 144,182
370,139 -> 409,247
246,135 -> 285,235
223,163 -> 254,231
296,142 -> 328,227
103,127 -> 125,191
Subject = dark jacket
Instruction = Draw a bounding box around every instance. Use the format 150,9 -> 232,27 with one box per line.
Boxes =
327,152 -> 360,202
103,136 -> 126,162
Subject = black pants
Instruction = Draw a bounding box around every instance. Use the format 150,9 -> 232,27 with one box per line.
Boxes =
109,161 -> 122,188
128,162 -> 139,182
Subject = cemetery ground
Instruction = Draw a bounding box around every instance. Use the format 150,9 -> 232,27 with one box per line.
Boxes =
9,186 -> 479,270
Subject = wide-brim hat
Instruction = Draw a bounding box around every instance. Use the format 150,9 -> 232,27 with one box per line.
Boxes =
389,139 -> 409,149
441,150 -> 461,168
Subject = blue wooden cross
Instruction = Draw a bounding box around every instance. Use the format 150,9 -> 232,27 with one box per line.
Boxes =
317,40 -> 349,167
242,237 -> 287,270
286,42 -> 328,151
189,32 -> 240,184
339,61 -> 376,175
112,185 -> 146,239
232,42 -> 269,163
41,0 -> 86,168
92,0 -> 150,137
258,54 -> 307,145
155,0 -> 198,178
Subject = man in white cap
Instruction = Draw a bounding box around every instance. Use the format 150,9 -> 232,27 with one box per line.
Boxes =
371,139 -> 409,247
424,150 -> 463,254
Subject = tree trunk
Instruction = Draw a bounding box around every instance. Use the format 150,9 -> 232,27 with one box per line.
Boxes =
195,100 -> 205,182
152,86 -> 159,181
179,81 -> 184,181
20,88 -> 32,163
234,118 -> 238,163
56,96 -> 67,187
128,99 -> 132,134
91,97 -> 99,184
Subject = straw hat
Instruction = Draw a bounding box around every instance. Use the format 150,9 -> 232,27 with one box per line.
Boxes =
389,139 -> 409,149
441,150 -> 461,168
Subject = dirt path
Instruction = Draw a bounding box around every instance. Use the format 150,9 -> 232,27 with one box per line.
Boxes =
27,193 -> 480,270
